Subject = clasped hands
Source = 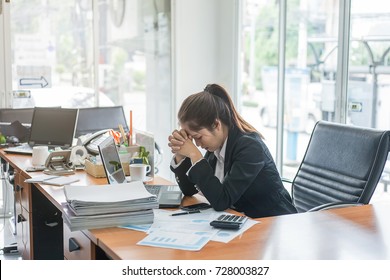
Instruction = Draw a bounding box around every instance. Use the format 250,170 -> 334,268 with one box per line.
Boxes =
168,129 -> 202,163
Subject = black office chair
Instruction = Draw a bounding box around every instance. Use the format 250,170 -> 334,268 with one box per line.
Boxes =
290,121 -> 390,213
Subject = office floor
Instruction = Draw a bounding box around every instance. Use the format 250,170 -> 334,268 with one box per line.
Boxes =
0,183 -> 389,261
0,216 -> 21,260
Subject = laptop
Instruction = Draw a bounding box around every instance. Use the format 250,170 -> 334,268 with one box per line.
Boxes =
4,107 -> 79,155
97,136 -> 183,208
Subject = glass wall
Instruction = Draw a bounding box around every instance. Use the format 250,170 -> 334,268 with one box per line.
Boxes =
348,0 -> 390,130
348,0 -> 390,194
5,0 -> 172,178
96,0 -> 172,178
240,0 -> 340,180
10,0 -> 96,108
283,0 -> 340,178
240,0 -> 278,157
240,0 -> 389,192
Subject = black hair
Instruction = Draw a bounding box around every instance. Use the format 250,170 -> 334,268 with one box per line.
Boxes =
178,83 -> 263,138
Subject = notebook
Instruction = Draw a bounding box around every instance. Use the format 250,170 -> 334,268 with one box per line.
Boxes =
97,136 -> 182,208
4,107 -> 79,155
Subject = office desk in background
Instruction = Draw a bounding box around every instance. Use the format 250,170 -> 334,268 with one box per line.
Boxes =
1,149 -> 390,260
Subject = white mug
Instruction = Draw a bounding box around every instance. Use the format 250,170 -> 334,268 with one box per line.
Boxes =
130,163 -> 151,181
31,146 -> 50,167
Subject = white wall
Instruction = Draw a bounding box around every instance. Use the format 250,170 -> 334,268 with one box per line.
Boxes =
172,0 -> 239,113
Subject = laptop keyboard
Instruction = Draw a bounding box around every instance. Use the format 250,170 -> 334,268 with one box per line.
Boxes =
4,143 -> 33,154
16,144 -> 33,151
145,185 -> 161,195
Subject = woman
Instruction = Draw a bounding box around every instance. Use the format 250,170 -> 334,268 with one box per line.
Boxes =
168,84 -> 297,218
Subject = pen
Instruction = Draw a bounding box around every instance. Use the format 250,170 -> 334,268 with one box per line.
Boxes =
171,210 -> 201,216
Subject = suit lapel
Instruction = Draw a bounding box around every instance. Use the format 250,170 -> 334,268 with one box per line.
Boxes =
224,127 -> 240,175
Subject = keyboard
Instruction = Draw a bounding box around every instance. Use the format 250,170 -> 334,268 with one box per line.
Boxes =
145,185 -> 161,195
4,144 -> 33,155
145,185 -> 181,195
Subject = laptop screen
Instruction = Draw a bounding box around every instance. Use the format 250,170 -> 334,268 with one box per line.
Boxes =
29,107 -> 78,148
98,136 -> 127,184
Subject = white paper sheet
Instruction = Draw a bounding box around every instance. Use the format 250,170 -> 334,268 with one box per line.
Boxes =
24,174 -> 59,183
137,227 -> 215,251
134,208 -> 260,250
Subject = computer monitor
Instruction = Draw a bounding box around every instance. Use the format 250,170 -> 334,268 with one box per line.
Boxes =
0,108 -> 34,125
28,107 -> 78,148
75,106 -> 128,137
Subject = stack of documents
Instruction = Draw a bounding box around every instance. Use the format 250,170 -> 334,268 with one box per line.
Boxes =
63,181 -> 158,231
62,204 -> 155,232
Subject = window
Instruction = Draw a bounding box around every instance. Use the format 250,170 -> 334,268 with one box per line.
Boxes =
240,0 -> 389,196
240,0 -> 340,179
348,0 -> 390,130
10,0 -> 96,108
3,0 -> 172,178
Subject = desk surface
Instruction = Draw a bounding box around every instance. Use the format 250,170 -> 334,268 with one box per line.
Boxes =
2,150 -> 390,260
1,150 -> 171,206
90,202 -> 390,260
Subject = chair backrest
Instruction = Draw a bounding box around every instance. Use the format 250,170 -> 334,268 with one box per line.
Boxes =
292,121 -> 390,212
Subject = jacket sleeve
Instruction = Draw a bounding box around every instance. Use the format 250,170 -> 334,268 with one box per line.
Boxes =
170,157 -> 199,196
187,135 -> 267,211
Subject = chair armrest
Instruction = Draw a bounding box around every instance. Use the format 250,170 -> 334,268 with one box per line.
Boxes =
281,177 -> 293,184
308,202 -> 364,212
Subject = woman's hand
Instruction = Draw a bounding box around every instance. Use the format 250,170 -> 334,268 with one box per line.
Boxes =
168,129 -> 188,163
168,129 -> 202,163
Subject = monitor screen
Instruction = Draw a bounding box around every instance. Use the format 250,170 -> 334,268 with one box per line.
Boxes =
75,106 -> 128,137
98,136 -> 126,185
28,107 -> 78,148
0,108 -> 34,124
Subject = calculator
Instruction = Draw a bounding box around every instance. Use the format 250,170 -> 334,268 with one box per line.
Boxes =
210,214 -> 248,229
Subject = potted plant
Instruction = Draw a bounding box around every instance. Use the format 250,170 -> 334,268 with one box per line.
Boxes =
131,146 -> 149,164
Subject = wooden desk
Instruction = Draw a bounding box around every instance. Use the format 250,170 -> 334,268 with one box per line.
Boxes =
0,150 -> 173,260
2,150 -> 390,260
90,202 -> 390,260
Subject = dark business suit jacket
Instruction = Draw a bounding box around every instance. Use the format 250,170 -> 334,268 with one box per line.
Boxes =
171,126 -> 297,218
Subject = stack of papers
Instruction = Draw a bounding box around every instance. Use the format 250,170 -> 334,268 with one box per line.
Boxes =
62,204 -> 155,232
63,181 -> 158,231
